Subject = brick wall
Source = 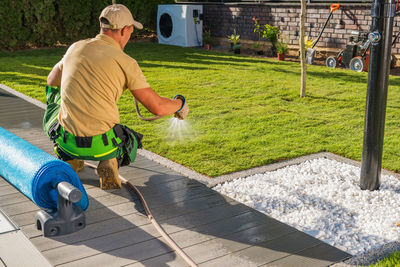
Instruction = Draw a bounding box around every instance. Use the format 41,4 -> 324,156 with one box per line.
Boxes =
199,2 -> 400,54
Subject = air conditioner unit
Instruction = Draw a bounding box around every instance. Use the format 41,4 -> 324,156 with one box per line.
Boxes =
157,4 -> 203,47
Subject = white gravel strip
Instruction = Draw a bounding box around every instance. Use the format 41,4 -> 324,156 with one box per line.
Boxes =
213,157 -> 400,256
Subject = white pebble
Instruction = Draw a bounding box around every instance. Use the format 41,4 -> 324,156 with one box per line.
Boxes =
213,158 -> 400,256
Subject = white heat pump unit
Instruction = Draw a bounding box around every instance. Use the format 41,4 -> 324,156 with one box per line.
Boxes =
157,4 -> 203,47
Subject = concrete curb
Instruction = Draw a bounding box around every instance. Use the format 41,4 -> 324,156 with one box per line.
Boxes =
332,241 -> 400,266
0,83 -> 46,110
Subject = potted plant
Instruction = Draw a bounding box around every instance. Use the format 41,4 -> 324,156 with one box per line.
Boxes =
232,43 -> 242,54
203,29 -> 212,50
228,29 -> 241,54
252,16 -> 263,55
277,40 -> 289,60
262,24 -> 280,57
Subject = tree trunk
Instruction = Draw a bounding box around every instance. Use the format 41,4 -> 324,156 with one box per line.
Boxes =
300,0 -> 307,97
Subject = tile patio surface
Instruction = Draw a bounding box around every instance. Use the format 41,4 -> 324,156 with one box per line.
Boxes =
0,86 -> 351,266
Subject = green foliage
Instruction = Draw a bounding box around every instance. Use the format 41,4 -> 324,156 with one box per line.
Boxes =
227,29 -> 240,45
370,251 -> 400,266
56,0 -> 99,44
23,0 -> 58,47
252,16 -> 262,50
0,0 -> 30,50
202,28 -> 212,45
262,24 -> 280,46
0,0 -> 175,50
277,40 -> 289,54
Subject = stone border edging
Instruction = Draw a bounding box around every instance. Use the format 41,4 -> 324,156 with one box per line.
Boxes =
0,83 -> 46,109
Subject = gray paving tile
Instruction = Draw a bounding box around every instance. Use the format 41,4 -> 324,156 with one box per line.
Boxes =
265,242 -> 351,267
124,251 -> 187,267
0,87 -> 350,266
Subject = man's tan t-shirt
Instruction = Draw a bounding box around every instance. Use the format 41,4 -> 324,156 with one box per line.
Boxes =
58,34 -> 150,137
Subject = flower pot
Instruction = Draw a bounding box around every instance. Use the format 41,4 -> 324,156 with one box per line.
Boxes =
234,48 -> 241,54
204,44 -> 211,50
231,43 -> 241,51
277,53 -> 285,61
256,50 -> 264,55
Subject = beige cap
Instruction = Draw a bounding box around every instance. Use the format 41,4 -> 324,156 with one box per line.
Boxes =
99,4 -> 143,30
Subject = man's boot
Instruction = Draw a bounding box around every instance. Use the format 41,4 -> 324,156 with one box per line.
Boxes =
67,159 -> 84,173
97,158 -> 121,190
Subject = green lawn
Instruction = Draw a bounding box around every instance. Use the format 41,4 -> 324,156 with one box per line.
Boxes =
1,42 -> 400,177
370,251 -> 400,266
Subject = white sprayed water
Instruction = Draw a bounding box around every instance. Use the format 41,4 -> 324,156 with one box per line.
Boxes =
165,117 -> 193,143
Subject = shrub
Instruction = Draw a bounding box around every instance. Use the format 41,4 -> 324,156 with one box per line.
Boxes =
0,0 -> 30,50
262,24 -> 280,47
0,0 -> 175,51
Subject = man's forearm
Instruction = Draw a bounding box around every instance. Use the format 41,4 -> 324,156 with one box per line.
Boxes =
131,87 -> 183,116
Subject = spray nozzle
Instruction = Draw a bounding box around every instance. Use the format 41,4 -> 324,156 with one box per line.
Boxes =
173,95 -> 189,120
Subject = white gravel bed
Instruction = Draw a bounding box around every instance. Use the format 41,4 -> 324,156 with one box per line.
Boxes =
213,157 -> 400,256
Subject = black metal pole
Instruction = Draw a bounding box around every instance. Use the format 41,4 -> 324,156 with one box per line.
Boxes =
360,0 -> 395,190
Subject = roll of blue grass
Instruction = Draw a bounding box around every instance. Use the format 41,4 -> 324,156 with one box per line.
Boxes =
0,126 -> 89,211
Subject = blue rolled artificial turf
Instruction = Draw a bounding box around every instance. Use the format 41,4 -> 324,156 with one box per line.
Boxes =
0,126 -> 89,211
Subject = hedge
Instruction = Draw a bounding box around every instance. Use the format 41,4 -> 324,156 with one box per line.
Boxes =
0,0 -> 175,51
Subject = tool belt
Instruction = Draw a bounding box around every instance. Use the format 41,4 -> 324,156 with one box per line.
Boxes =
49,122 -> 142,166
43,85 -> 142,166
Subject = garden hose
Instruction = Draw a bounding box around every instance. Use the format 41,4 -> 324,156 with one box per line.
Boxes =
193,18 -> 201,47
84,162 -> 198,267
134,98 -> 162,121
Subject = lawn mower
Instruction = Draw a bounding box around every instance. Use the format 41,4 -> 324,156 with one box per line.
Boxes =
326,30 -> 400,72
325,31 -> 371,72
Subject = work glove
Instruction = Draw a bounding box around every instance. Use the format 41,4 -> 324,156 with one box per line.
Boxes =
173,95 -> 189,120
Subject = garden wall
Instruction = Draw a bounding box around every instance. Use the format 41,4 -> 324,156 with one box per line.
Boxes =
192,2 -> 400,55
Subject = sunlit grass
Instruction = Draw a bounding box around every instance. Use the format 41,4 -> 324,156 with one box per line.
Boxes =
370,251 -> 400,266
1,42 -> 400,177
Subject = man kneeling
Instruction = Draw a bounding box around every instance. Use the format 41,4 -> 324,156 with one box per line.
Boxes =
43,4 -> 188,189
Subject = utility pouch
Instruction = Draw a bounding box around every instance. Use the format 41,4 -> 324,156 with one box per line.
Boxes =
48,121 -> 61,141
113,124 -> 143,166
75,136 -> 93,148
